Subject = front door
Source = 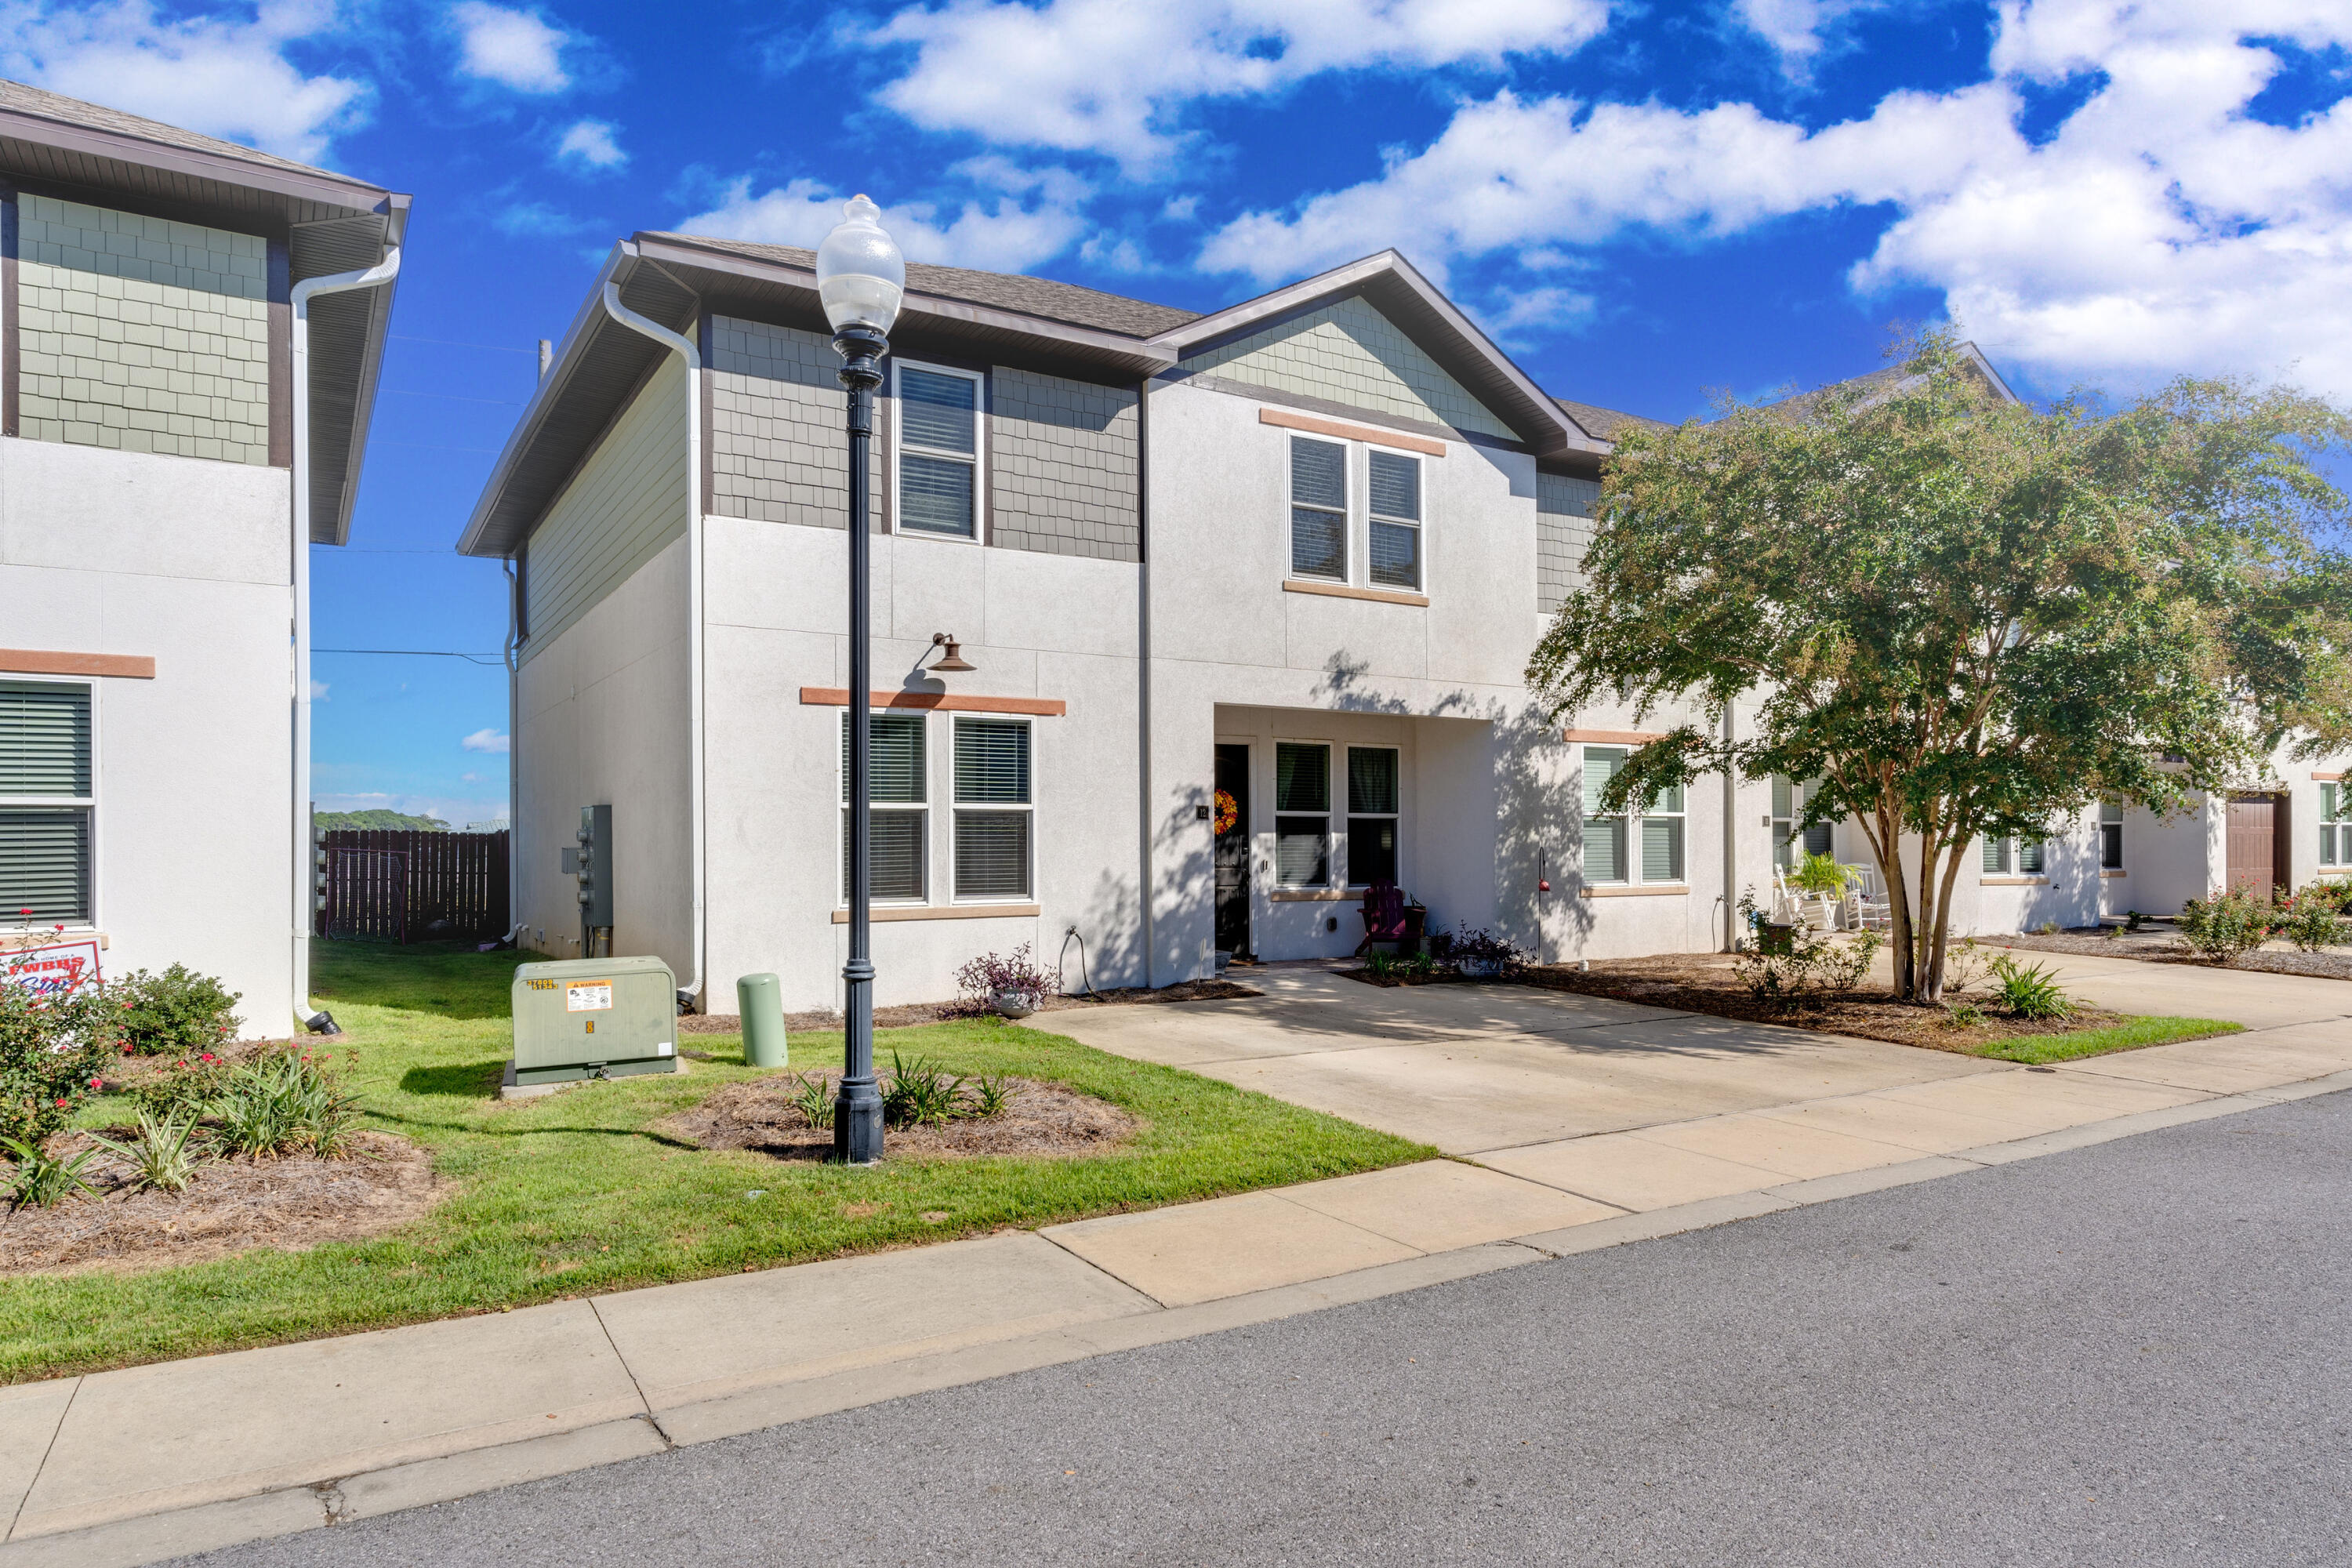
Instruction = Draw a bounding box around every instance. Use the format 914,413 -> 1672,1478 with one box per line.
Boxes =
1214,744 -> 1250,959
2226,793 -> 2283,898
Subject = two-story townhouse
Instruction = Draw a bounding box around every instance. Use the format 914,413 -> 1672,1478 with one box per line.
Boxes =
0,80 -> 407,1029
459,234 -> 1780,1012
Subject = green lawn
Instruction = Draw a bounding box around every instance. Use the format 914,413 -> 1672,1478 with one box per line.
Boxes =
0,942 -> 1428,1385
1969,1014 -> 2245,1065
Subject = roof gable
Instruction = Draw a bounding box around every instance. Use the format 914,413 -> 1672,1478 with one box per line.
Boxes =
1179,293 -> 1517,441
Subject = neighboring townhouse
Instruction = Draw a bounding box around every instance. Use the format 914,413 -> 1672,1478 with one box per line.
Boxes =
0,81 -> 408,1028
457,234 -> 2344,1014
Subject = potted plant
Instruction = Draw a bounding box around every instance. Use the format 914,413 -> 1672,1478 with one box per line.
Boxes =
953,944 -> 1058,1018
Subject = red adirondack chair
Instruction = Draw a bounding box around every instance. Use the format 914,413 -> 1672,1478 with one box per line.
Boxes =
1356,881 -> 1408,956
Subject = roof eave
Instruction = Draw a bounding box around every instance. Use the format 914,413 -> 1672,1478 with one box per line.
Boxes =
0,103 -> 397,217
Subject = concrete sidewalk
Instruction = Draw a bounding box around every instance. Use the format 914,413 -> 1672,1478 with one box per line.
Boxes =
5,980 -> 2349,1566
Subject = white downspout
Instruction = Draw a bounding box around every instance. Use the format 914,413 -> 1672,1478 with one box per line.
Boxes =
501,554 -> 523,946
292,246 -> 402,1032
597,282 -> 705,1010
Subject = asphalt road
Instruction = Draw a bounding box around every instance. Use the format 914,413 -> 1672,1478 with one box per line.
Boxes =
186,1090 -> 2352,1567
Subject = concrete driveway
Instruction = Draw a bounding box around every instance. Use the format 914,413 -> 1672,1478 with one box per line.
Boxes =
1039,965 -> 2001,1156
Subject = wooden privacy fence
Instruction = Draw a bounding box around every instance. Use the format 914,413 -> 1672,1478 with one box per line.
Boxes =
318,829 -> 510,943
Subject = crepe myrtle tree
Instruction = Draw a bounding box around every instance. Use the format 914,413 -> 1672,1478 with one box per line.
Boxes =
1528,330 -> 2352,1002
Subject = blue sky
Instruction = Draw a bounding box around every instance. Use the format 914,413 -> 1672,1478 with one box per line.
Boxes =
4,0 -> 2347,824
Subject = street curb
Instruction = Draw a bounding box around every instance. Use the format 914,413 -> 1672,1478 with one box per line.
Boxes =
8,1074 -> 2348,1566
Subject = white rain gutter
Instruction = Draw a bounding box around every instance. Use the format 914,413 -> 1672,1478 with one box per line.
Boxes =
291,246 -> 401,1032
500,554 -> 523,946
597,281 -> 705,1009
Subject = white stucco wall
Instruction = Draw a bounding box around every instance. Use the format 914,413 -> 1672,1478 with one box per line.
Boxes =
0,436 -> 296,1029
513,534 -> 693,978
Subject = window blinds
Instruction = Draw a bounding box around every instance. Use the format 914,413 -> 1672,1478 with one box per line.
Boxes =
0,684 -> 91,797
0,808 -> 90,924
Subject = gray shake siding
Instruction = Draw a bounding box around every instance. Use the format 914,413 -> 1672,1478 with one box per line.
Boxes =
708,315 -> 873,529
1537,470 -> 1599,614
989,367 -> 1139,562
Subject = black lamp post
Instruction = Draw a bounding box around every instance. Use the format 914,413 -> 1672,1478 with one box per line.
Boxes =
818,194 -> 905,1166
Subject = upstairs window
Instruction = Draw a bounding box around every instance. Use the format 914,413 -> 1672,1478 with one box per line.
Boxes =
1275,741 -> 1331,886
1289,437 -> 1346,582
841,713 -> 927,902
895,362 -> 982,539
2100,800 -> 2124,869
1367,449 -> 1421,591
0,681 -> 93,926
1346,746 -> 1399,887
953,717 -> 1032,902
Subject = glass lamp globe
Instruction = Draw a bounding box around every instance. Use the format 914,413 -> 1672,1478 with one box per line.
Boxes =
815,194 -> 905,334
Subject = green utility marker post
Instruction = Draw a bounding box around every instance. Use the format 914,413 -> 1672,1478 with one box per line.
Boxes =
739,971 -> 788,1068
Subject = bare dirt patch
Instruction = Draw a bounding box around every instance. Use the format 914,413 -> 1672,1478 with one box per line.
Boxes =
677,977 -> 1262,1036
0,1131 -> 440,1277
1508,952 -> 2136,1053
654,1074 -> 1142,1161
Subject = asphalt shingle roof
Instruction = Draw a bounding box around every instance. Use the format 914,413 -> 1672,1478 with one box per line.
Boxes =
644,233 -> 1201,340
0,78 -> 375,184
1552,397 -> 1669,441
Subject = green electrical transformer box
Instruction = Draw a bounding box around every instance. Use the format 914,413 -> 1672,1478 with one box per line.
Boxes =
510,955 -> 679,1086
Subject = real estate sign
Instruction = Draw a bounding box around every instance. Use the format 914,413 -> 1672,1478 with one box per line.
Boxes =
2,938 -> 105,1000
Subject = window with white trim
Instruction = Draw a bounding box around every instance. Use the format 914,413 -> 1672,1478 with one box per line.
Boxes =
1583,746 -> 1686,887
1345,746 -> 1399,887
953,717 -> 1032,901
1367,448 -> 1421,591
1981,836 -> 2045,876
1584,746 -> 1628,884
1289,437 -> 1346,582
1275,741 -> 1331,886
894,361 -> 982,539
1770,776 -> 1835,870
0,681 -> 94,926
2321,784 -> 2347,866
2100,800 -> 2124,869
840,713 -> 927,903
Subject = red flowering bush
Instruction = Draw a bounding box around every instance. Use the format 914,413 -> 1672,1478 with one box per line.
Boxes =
113,964 -> 243,1056
0,976 -> 126,1146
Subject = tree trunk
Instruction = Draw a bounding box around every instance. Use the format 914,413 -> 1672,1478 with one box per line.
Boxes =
1857,803 -> 1915,1000
1922,839 -> 1970,1002
1913,827 -> 1946,1002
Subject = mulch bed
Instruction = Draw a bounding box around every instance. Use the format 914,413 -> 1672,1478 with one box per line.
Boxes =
678,978 -> 1263,1036
654,1074 -> 1142,1161
1505,953 -> 2136,1054
1986,930 -> 2352,983
0,1131 -> 440,1277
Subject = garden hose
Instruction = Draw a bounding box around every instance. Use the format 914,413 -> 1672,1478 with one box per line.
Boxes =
1059,926 -> 1098,999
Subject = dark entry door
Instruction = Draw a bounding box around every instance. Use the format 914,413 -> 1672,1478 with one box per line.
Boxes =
2226,794 -> 2283,898
1214,744 -> 1250,958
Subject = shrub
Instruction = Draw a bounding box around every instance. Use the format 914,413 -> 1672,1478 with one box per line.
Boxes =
1988,954 -> 2074,1021
0,973 -> 126,1145
1815,931 -> 1884,993
1363,950 -> 1399,980
88,1109 -> 203,1194
1942,938 -> 1989,994
1449,924 -> 1528,972
883,1051 -> 967,1127
968,1074 -> 1017,1119
953,945 -> 1058,1008
3,1136 -> 103,1208
1943,1002 -> 1987,1029
114,965 -> 242,1056
2275,885 -> 2352,953
784,1073 -> 833,1132
2176,887 -> 2275,964
209,1050 -> 361,1159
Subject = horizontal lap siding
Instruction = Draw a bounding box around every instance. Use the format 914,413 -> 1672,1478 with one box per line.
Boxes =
521,355 -> 689,660
989,366 -> 1139,563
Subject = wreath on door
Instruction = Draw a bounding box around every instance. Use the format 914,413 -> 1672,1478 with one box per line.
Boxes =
1212,789 -> 1238,836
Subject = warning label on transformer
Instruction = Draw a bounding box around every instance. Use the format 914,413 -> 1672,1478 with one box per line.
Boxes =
565,981 -> 614,1013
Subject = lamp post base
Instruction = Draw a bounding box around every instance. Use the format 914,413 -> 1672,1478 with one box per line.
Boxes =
834,1077 -> 884,1164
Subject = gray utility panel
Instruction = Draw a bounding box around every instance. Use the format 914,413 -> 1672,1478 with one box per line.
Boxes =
510,954 -> 677,1085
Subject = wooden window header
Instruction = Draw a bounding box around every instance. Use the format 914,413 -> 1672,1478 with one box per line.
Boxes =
1259,406 -> 1446,458
799,688 -> 1066,717
0,649 -> 154,679
1563,728 -> 1666,745
2315,771 -> 2345,782
1281,579 -> 1428,608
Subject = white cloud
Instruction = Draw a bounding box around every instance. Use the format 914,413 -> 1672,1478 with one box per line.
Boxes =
1200,2 -> 2352,396
861,0 -> 1611,172
449,1 -> 568,93
460,728 -> 510,753
1733,0 -> 1888,71
555,116 -> 623,169
308,679 -> 329,702
675,174 -> 1090,272
1475,284 -> 1597,342
0,0 -> 370,163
